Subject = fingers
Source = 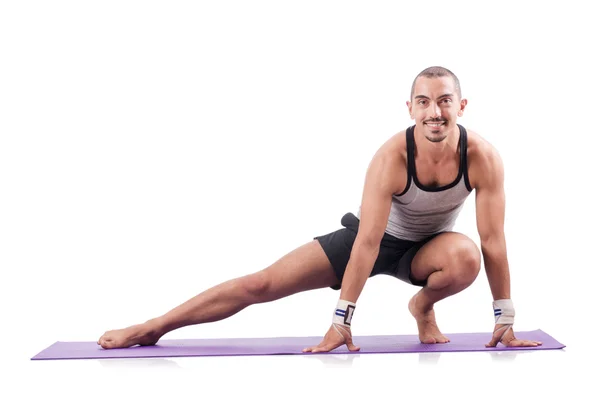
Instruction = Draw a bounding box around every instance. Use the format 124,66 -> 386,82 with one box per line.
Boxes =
507,339 -> 543,347
303,342 -> 360,353
486,336 -> 543,348
302,325 -> 360,353
302,338 -> 361,353
486,324 -> 513,348
302,341 -> 327,353
346,341 -> 360,352
333,325 -> 360,351
302,342 -> 338,353
485,331 -> 502,348
302,336 -> 339,353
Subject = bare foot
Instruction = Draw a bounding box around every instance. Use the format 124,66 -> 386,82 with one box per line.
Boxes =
408,293 -> 450,344
97,320 -> 162,349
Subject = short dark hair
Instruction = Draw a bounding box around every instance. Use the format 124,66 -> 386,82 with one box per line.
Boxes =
410,66 -> 461,100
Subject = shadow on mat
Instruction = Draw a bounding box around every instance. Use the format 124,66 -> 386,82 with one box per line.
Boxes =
92,348 -> 561,368
302,349 -> 556,367
418,352 -> 441,364
97,358 -> 182,369
420,349 -> 557,364
488,348 -> 565,362
301,353 -> 360,367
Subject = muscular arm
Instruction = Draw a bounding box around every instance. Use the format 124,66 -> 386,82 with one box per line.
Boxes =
339,152 -> 401,303
474,146 -> 510,300
474,140 -> 543,348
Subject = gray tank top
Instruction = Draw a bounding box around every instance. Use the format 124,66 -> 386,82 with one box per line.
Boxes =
358,124 -> 473,242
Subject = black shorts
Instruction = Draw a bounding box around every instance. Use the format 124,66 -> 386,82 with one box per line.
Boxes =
314,212 -> 440,290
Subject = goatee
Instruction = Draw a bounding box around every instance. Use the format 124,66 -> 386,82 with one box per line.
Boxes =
425,134 -> 447,143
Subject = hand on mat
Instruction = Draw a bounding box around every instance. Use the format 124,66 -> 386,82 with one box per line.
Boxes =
302,324 -> 360,353
486,324 -> 543,348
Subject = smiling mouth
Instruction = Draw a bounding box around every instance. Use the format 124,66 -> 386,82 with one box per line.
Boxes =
424,121 -> 445,129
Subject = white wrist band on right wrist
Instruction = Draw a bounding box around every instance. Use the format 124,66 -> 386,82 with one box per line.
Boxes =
493,299 -> 515,325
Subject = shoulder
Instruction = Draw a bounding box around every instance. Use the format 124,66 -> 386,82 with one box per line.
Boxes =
379,129 -> 408,161
465,128 -> 504,190
366,129 -> 409,194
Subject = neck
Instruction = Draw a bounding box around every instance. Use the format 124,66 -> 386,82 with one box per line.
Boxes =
413,124 -> 460,163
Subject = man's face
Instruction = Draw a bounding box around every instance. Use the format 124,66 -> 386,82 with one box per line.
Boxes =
406,76 -> 467,143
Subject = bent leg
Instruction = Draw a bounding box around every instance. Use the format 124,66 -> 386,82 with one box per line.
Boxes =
98,240 -> 339,349
408,232 -> 481,343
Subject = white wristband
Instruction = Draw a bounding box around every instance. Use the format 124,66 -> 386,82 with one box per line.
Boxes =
493,299 -> 515,325
332,299 -> 356,327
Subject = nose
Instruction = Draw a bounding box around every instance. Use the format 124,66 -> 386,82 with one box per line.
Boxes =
428,102 -> 441,119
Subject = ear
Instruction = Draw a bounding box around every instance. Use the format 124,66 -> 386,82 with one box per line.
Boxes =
406,100 -> 414,120
458,98 -> 468,117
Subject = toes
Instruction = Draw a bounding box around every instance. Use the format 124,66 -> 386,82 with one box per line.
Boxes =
420,335 -> 450,344
99,338 -> 114,349
98,332 -> 110,346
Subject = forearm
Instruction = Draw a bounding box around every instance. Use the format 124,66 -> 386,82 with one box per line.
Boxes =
482,241 -> 511,300
339,241 -> 379,303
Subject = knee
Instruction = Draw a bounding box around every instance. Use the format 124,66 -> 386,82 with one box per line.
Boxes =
450,239 -> 481,283
241,271 -> 271,301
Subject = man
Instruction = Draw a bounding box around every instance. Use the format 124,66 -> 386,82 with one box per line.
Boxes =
98,66 -> 542,352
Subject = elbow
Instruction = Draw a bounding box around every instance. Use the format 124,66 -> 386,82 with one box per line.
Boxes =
480,231 -> 506,252
480,238 -> 507,264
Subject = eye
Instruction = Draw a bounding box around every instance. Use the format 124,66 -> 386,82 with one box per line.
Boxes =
418,100 -> 427,105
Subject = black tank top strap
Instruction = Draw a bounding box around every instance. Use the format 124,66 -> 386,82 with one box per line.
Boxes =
406,125 -> 416,180
458,124 -> 473,191
394,126 -> 416,197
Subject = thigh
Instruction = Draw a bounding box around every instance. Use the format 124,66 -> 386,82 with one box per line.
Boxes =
409,231 -> 479,283
255,240 -> 341,302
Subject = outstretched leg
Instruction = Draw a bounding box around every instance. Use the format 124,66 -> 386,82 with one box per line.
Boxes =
98,240 -> 339,349
408,232 -> 481,343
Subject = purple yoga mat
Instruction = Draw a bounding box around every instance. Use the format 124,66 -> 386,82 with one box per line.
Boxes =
31,329 -> 564,360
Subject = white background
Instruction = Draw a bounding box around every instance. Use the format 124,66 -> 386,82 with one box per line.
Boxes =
1,1 -> 598,396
